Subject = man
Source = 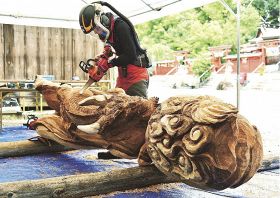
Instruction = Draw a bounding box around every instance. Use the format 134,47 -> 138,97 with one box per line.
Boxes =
79,3 -> 151,159
79,3 -> 150,98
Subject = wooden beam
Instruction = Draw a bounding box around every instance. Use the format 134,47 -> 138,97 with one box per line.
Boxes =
0,157 -> 278,197
0,165 -> 176,198
0,139 -> 75,158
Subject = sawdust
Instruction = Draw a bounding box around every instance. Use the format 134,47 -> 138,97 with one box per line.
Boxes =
84,154 -> 98,160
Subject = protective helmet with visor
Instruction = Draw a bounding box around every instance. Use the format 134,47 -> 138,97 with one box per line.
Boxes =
79,4 -> 110,42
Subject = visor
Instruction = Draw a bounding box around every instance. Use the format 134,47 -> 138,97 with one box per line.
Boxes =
93,25 -> 109,41
91,15 -> 110,42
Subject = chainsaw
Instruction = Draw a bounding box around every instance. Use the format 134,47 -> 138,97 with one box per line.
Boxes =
79,45 -> 113,94
79,58 -> 98,94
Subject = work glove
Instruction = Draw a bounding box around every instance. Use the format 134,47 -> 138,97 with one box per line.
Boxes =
102,45 -> 114,59
89,44 -> 114,82
95,45 -> 114,60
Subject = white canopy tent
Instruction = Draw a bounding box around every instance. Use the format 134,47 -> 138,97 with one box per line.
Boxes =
0,0 -> 217,28
0,0 -> 241,109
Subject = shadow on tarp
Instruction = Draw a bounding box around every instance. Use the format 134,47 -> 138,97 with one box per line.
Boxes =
0,126 -> 278,198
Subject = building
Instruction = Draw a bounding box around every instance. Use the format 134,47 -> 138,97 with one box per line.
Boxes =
210,27 -> 280,74
153,50 -> 191,75
209,45 -> 232,72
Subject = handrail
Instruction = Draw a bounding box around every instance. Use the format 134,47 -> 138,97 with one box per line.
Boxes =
251,62 -> 265,74
165,66 -> 178,75
215,64 -> 227,74
198,65 -> 215,84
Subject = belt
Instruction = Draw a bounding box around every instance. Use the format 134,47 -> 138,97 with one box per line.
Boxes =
120,54 -> 151,77
133,54 -> 150,68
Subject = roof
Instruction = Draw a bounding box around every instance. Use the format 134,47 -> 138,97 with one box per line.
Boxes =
256,27 -> 280,40
240,45 -> 262,53
0,0 -> 217,28
225,52 -> 262,59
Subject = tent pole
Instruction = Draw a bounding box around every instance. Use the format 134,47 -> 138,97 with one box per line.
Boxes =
236,0 -> 241,110
219,0 -> 241,110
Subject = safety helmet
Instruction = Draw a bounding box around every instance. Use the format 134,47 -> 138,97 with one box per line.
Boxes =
79,4 -> 110,42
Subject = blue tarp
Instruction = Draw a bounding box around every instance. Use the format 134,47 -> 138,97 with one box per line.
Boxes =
0,126 -> 279,198
0,126 -> 138,183
0,126 -> 37,142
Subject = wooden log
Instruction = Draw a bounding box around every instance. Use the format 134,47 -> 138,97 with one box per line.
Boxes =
0,140 -> 75,158
258,156 -> 279,172
0,165 -> 176,198
0,157 -> 278,197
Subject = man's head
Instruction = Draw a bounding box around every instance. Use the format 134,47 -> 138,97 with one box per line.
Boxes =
79,4 -> 111,42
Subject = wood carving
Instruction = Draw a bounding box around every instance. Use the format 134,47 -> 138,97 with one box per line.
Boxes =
139,96 -> 263,190
33,78 -> 158,158
33,79 -> 263,191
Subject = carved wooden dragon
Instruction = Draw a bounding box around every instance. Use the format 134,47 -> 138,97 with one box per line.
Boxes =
32,78 -> 263,190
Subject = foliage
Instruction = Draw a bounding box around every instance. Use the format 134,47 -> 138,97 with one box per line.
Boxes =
243,0 -> 280,27
192,58 -> 212,82
135,0 -> 261,62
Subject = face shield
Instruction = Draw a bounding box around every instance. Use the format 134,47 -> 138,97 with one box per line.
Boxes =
90,17 -> 110,42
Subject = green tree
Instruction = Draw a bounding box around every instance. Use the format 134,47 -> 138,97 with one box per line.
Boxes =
136,0 -> 261,62
192,58 -> 212,82
244,0 -> 280,27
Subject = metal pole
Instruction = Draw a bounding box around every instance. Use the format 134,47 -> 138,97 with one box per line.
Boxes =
236,1 -> 241,110
219,0 -> 242,110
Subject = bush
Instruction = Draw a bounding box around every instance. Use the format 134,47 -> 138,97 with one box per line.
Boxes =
192,58 -> 212,83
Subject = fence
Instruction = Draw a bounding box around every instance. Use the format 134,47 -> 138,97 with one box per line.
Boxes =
0,24 -> 103,81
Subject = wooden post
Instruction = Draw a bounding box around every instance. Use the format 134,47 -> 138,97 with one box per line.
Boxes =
0,165 -> 176,198
0,139 -> 76,158
39,93 -> 43,112
0,91 -> 2,131
0,157 -> 278,197
35,91 -> 39,111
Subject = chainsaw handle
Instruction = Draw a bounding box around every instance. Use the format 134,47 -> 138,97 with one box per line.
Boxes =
79,58 -> 98,73
79,61 -> 89,73
87,59 -> 97,67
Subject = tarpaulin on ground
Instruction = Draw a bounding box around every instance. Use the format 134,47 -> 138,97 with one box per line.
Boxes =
0,126 -> 279,197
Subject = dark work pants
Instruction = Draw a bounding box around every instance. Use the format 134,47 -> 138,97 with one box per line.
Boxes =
125,79 -> 149,98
